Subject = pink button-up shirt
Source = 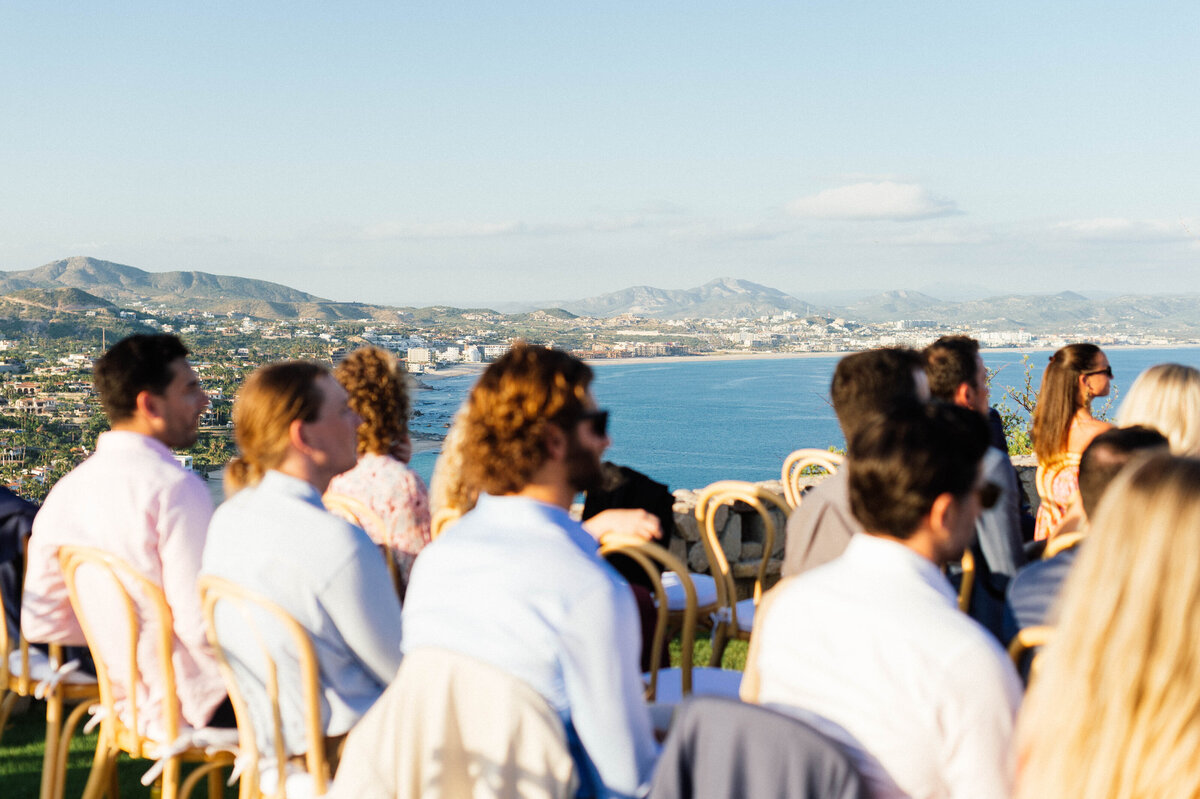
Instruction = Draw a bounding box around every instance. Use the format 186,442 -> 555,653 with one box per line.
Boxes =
21,431 -> 226,730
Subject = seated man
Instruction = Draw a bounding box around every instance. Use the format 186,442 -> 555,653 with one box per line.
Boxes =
400,343 -> 657,799
754,401 -> 1021,799
22,334 -> 227,728
782,347 -> 928,577
202,361 -> 402,755
1003,425 -> 1168,640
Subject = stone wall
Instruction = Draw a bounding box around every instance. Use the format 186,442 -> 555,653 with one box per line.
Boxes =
670,458 -> 1039,598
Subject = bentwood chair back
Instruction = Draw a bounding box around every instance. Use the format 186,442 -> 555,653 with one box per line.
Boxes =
429,508 -> 463,540
1043,532 -> 1084,559
781,449 -> 845,510
322,492 -> 403,598
956,549 -> 976,613
1,550 -> 101,799
694,481 -> 791,667
1008,625 -> 1054,683
58,546 -> 234,799
599,536 -> 742,708
199,575 -> 331,798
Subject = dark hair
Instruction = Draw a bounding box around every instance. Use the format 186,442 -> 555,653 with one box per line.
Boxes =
1032,343 -> 1105,461
923,335 -> 981,402
831,348 -> 924,441
1078,425 -> 1169,519
460,342 -> 593,496
93,334 -> 190,423
848,401 -> 990,539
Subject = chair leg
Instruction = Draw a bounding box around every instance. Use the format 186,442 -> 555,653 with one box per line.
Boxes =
0,690 -> 18,742
207,763 -> 224,799
81,740 -> 116,799
709,625 -> 729,667
48,699 -> 97,799
41,690 -> 64,799
161,755 -> 182,799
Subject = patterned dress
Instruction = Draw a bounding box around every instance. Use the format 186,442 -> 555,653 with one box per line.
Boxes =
1033,455 -> 1081,541
327,453 -> 432,587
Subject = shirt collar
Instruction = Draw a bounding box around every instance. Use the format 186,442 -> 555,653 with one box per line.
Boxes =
475,493 -> 599,555
95,430 -> 177,462
843,533 -> 958,607
261,469 -> 326,511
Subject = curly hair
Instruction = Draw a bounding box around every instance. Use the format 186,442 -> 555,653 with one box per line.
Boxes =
226,360 -> 327,496
1032,343 -> 1105,461
334,346 -> 411,457
459,342 -> 593,496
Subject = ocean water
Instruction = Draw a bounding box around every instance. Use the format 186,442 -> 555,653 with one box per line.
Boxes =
409,347 -> 1200,493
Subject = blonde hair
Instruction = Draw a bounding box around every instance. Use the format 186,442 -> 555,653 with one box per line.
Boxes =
226,361 -> 327,496
1016,453 -> 1200,799
1116,363 -> 1200,456
428,409 -> 476,523
334,346 -> 411,457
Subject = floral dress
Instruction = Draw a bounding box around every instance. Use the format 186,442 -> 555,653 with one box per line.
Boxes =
326,452 -> 432,585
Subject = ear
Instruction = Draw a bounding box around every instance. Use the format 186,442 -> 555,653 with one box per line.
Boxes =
135,390 -> 164,423
288,418 -> 312,455
543,422 -> 568,463
928,492 -> 956,539
953,381 -> 973,408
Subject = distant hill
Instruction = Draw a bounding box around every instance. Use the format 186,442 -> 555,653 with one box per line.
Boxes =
559,277 -> 816,319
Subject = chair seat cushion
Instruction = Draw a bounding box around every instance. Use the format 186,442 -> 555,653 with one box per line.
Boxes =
711,598 -> 756,632
645,667 -> 744,705
662,572 -> 719,611
7,649 -> 97,685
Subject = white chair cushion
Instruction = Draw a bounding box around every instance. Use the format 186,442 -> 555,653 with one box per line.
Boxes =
662,572 -> 719,611
7,648 -> 97,685
646,667 -> 743,705
711,598 -> 756,633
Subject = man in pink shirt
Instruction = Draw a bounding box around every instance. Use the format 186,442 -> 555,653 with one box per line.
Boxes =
22,333 -> 228,729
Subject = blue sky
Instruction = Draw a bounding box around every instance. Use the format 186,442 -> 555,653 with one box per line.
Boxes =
2,3 -> 1198,307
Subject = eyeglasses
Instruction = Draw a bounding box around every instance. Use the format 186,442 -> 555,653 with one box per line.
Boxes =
577,409 -> 609,438
976,481 -> 1001,510
1083,366 -> 1113,378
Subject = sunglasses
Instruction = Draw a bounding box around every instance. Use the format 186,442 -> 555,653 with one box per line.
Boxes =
976,481 -> 1001,510
1083,366 -> 1114,378
576,409 -> 609,438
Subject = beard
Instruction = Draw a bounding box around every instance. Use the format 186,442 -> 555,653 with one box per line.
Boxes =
565,431 -> 604,494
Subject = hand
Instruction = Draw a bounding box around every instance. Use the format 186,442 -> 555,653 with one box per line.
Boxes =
390,434 -> 413,464
582,508 -> 662,544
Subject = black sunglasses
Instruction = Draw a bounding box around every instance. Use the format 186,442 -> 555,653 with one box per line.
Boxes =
976,481 -> 1001,510
577,409 -> 609,438
1083,366 -> 1114,378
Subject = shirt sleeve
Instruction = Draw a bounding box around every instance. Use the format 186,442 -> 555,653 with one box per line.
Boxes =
317,530 -> 404,686
559,577 -> 658,799
21,499 -> 84,644
156,474 -> 216,658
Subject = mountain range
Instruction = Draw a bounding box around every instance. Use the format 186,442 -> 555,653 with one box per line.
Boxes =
2,257 -> 1199,332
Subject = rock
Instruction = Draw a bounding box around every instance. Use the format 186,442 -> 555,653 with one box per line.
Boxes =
718,514 -> 742,563
687,541 -> 709,573
668,536 -> 687,564
741,542 -> 763,561
712,504 -> 729,532
674,510 -> 701,543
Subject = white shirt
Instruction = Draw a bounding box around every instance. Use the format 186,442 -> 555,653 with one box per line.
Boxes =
756,534 -> 1021,799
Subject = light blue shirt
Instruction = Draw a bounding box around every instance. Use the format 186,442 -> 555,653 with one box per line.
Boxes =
202,470 -> 403,754
403,493 -> 658,799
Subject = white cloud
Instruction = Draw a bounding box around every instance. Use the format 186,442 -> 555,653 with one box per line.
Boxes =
1050,217 -> 1196,244
786,182 -> 960,221
360,220 -> 528,240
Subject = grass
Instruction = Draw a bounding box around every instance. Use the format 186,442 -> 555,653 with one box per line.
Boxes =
0,699 -> 236,798
1,634 -> 746,796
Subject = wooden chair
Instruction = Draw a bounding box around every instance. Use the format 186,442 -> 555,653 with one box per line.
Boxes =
599,536 -> 742,706
1008,625 -> 1053,681
781,449 -> 845,510
57,546 -> 236,799
1044,532 -> 1084,559
1,546 -> 101,799
957,549 -> 975,614
694,481 -> 791,667
199,575 -> 332,798
322,492 -> 403,598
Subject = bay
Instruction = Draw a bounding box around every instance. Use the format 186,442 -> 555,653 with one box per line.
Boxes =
408,347 -> 1200,493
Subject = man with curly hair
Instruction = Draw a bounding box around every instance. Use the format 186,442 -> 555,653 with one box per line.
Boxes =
399,342 -> 657,799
